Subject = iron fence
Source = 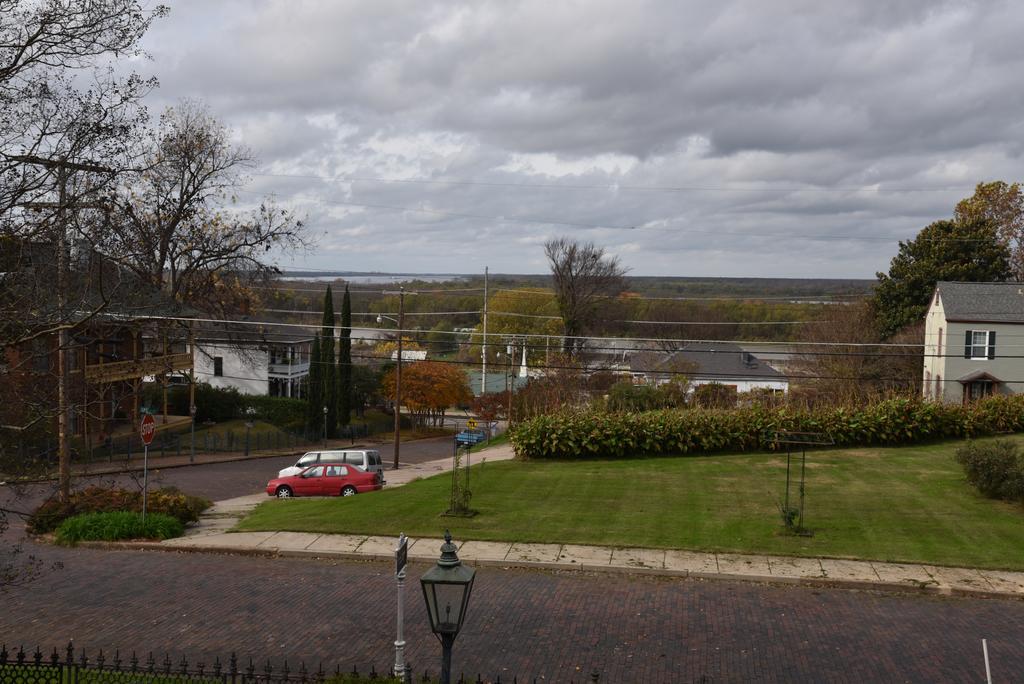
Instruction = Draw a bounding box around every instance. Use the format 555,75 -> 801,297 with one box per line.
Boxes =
0,644 -> 601,684
9,422 -> 374,470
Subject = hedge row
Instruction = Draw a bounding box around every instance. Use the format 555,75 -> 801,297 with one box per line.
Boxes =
510,395 -> 1024,460
146,384 -> 308,429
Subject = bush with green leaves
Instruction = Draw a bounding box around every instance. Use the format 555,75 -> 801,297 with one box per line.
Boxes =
28,486 -> 211,534
55,511 -> 184,544
955,440 -> 1024,501
605,380 -> 688,412
149,383 -> 308,429
510,395 -> 1024,460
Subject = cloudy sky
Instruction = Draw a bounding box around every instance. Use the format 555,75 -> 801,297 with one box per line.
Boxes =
137,0 -> 1024,278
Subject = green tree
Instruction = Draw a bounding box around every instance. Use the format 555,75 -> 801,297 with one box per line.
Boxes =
321,285 -> 338,437
955,181 -> 1024,281
350,364 -> 379,417
306,333 -> 322,435
872,219 -> 1011,338
338,284 -> 352,426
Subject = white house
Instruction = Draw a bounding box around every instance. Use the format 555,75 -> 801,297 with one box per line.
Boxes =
629,342 -> 788,394
923,281 -> 1024,403
194,324 -> 314,397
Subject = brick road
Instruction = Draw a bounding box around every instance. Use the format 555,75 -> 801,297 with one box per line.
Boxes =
2,544 -> 1022,683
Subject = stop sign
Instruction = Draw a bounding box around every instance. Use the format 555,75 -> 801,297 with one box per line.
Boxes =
140,413 -> 156,446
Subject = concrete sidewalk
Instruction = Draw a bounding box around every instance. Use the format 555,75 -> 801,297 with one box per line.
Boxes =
90,443 -> 1024,600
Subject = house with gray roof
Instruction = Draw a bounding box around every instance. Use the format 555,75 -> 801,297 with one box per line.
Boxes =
629,341 -> 788,395
923,281 -> 1024,403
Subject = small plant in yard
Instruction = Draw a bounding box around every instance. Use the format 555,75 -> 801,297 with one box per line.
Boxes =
955,440 -> 1024,502
445,447 -> 475,516
28,486 -> 211,534
55,511 -> 184,545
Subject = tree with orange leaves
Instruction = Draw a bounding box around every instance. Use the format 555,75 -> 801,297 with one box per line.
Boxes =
382,361 -> 472,427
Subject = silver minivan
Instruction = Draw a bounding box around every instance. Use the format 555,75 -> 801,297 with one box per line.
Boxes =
278,449 -> 385,483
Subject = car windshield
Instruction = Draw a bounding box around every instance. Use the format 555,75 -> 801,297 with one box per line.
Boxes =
297,453 -> 318,466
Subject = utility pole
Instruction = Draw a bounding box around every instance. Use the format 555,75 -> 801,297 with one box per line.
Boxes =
395,287 -> 404,470
506,340 -> 513,426
481,266 -> 488,395
17,155 -> 112,502
55,164 -> 70,503
383,287 -> 416,470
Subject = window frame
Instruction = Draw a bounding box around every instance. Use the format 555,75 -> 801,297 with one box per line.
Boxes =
965,329 -> 996,361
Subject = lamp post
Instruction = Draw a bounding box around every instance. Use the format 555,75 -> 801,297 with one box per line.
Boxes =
244,406 -> 256,457
189,403 -> 197,464
322,405 -> 328,449
420,530 -> 475,684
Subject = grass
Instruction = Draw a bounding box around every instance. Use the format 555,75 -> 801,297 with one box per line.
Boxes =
236,436 -> 1024,570
55,511 -> 184,544
191,419 -> 291,440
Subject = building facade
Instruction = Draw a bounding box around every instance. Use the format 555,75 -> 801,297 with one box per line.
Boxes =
194,326 -> 313,398
923,281 -> 1024,403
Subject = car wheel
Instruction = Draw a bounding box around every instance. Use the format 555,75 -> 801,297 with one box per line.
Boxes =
341,486 -> 357,497
276,486 -> 293,498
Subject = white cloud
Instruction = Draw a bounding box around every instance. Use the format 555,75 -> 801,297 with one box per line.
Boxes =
136,0 -> 1024,277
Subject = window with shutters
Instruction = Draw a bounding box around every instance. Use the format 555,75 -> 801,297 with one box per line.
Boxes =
965,330 -> 995,360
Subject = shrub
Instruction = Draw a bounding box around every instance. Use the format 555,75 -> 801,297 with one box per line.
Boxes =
605,381 -> 688,412
55,511 -> 183,544
28,486 -> 211,534
510,395 -> 1024,460
246,395 -> 307,431
691,383 -> 738,409
955,440 -> 1024,501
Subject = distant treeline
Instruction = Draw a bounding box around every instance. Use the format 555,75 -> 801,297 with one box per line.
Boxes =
264,274 -> 872,344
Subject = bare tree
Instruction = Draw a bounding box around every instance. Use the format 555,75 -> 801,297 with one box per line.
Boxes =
0,0 -> 164,583
0,0 -> 165,223
100,101 -> 306,317
544,237 -> 627,356
789,301 -> 921,405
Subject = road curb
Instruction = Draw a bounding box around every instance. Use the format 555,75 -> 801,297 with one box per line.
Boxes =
76,539 -> 1024,601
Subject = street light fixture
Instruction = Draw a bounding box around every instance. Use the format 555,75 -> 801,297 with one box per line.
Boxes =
420,530 -> 476,684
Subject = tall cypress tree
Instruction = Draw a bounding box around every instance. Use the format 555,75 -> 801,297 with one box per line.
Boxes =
338,284 -> 352,426
322,285 -> 338,438
306,333 -> 322,437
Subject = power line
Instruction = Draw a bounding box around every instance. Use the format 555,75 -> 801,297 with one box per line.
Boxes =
258,303 -> 833,326
260,308 -> 482,317
252,170 -> 973,195
110,312 -> 930,347
190,350 -> 965,385
492,287 -> 867,302
241,188 -> 997,243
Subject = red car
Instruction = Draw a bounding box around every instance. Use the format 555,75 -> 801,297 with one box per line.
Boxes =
266,464 -> 382,498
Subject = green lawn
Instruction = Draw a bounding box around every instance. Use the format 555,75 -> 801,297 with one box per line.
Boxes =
237,436 -> 1024,570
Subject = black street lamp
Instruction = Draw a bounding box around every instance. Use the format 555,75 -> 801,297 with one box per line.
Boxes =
322,405 -> 328,449
420,530 -> 475,684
